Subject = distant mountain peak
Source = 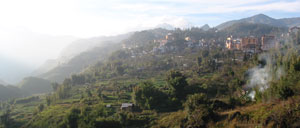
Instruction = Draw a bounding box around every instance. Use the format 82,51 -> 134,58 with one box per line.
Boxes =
246,13 -> 275,21
216,13 -> 286,30
252,13 -> 269,18
200,24 -> 210,31
155,23 -> 175,30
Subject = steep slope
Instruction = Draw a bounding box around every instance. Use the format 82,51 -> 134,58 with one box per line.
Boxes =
59,33 -> 131,63
217,14 -> 286,30
39,43 -> 121,83
279,17 -> 300,27
221,22 -> 288,37
31,59 -> 59,76
38,29 -> 170,83
32,33 -> 131,77
18,77 -> 52,95
123,28 -> 169,47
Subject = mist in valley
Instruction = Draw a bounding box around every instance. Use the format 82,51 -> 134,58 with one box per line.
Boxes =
1,0 -> 300,128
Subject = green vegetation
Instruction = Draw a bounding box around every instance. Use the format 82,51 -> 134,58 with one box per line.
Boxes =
1,24 -> 300,128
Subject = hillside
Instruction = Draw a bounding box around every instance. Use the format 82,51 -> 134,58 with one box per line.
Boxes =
216,14 -> 299,30
0,85 -> 27,101
39,43 -> 121,83
221,22 -> 287,37
279,17 -> 300,27
33,33 -> 131,77
1,25 -> 299,128
18,77 -> 52,95
1,15 -> 300,128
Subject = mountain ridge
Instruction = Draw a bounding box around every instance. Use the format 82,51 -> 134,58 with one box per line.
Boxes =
216,13 -> 300,30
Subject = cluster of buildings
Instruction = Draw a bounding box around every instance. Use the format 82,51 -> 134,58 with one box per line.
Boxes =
225,26 -> 300,52
124,26 -> 300,55
289,26 -> 300,35
153,33 -> 176,47
225,35 -> 278,53
153,33 -> 219,53
153,33 -> 178,53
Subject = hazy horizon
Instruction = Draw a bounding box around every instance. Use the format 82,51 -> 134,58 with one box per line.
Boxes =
1,0 -> 300,84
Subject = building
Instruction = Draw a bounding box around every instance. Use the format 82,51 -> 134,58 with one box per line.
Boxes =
225,36 -> 241,50
185,37 -> 191,41
261,35 -> 276,51
159,40 -> 168,46
235,39 -> 242,50
199,39 -> 210,47
289,26 -> 300,34
120,103 -> 134,111
166,33 -> 176,41
241,37 -> 260,53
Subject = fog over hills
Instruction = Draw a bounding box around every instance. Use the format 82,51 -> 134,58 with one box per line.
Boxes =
18,77 -> 52,95
1,13 -> 300,85
1,0 -> 300,126
0,55 -> 34,84
0,27 -> 78,84
0,78 -> 7,85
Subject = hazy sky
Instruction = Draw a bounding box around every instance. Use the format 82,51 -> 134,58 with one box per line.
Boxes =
1,0 -> 300,67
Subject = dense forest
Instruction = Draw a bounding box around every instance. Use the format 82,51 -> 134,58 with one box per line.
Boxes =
1,23 -> 300,128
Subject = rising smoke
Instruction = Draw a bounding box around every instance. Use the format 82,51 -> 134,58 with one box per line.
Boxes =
245,46 -> 289,99
245,32 -> 300,100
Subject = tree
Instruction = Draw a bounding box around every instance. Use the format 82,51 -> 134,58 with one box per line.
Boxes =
166,70 -> 188,100
133,82 -> 167,110
97,87 -> 104,100
197,57 -> 202,67
51,82 -> 59,91
37,104 -> 45,112
184,93 -> 208,113
86,89 -> 92,98
71,74 -> 86,85
0,109 -> 12,128
184,93 -> 214,128
46,95 -> 52,106
278,85 -> 294,99
65,108 -> 81,128
63,78 -> 72,86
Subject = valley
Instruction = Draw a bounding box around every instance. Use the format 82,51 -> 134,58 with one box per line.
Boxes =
1,13 -> 300,128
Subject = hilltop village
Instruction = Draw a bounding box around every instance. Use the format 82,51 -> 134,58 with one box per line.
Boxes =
121,26 -> 300,60
1,20 -> 300,127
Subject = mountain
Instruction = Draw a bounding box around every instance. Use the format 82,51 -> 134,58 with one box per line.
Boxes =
18,77 -> 52,95
58,33 -> 131,63
0,84 -> 27,101
156,23 -> 175,30
32,33 -> 131,77
200,24 -> 210,31
0,78 -> 7,85
216,14 -> 298,30
31,59 -> 60,76
221,22 -> 288,37
0,27 -> 78,84
37,29 -> 170,83
39,42 -> 122,83
279,17 -> 300,27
